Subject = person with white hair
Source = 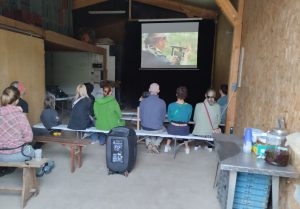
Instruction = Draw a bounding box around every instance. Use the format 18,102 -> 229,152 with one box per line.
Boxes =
139,83 -> 166,154
142,33 -> 178,67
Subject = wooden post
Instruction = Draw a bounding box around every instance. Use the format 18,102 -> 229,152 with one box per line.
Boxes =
128,0 -> 132,20
216,0 -> 245,134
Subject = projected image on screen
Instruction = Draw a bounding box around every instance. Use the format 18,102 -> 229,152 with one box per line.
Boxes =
141,22 -> 199,69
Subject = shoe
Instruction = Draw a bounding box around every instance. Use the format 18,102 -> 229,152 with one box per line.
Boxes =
194,145 -> 200,151
164,145 -> 171,153
185,148 -> 190,154
36,167 -> 45,177
151,145 -> 160,154
147,143 -> 153,153
43,160 -> 55,174
204,146 -> 213,152
91,140 -> 98,145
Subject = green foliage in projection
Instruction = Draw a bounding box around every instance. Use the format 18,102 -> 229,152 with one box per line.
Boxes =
165,32 -> 198,65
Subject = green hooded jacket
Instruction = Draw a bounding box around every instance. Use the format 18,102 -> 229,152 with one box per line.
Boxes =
93,96 -> 125,131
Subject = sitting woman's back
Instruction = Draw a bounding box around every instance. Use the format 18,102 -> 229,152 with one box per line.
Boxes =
68,84 -> 92,130
40,93 -> 61,130
0,86 -> 34,162
94,84 -> 124,131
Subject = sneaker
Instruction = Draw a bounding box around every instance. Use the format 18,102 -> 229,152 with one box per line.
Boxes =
147,143 -> 153,153
43,160 -> 55,174
164,145 -> 171,153
185,148 -> 190,154
194,145 -> 200,151
91,140 -> 98,145
151,145 -> 160,154
204,146 -> 213,152
36,167 -> 45,177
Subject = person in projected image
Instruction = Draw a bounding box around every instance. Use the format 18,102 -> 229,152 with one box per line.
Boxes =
142,33 -> 179,67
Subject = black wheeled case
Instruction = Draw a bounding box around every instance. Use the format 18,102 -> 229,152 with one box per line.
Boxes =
106,126 -> 137,176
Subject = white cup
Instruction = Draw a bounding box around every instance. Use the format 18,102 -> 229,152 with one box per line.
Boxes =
34,149 -> 42,160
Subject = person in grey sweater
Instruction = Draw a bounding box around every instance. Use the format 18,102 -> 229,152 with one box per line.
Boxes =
139,83 -> 166,154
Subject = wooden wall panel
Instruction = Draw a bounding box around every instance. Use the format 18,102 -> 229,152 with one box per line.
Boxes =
0,29 -> 45,125
213,14 -> 233,95
236,0 -> 300,134
237,1 -> 300,208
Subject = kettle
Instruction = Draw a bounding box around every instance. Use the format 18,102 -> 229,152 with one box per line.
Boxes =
267,128 -> 288,146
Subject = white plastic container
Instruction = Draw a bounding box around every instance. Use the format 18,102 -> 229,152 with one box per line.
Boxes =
243,141 -> 252,153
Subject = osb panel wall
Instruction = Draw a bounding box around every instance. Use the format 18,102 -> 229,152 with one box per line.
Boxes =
236,1 -> 300,208
0,29 -> 45,125
236,0 -> 300,134
213,14 -> 233,95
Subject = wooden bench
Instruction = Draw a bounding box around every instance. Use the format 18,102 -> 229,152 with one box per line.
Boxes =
33,123 -> 109,139
135,130 -> 214,159
33,123 -> 214,159
33,136 -> 91,173
0,159 -> 48,208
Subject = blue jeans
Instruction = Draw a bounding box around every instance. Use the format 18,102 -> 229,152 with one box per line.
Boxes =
90,133 -> 106,145
0,149 -> 35,162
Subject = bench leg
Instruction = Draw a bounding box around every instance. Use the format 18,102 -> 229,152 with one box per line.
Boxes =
76,146 -> 83,168
70,146 -> 75,173
21,168 -> 39,208
173,138 -> 186,159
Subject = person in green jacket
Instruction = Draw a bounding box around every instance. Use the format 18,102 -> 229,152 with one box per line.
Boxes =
93,84 -> 125,145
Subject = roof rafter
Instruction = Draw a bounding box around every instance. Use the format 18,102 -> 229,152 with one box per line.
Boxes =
215,0 -> 239,26
133,0 -> 217,19
73,0 -> 108,10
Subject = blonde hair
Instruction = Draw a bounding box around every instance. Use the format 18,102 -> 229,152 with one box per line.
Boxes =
75,84 -> 89,100
1,86 -> 20,106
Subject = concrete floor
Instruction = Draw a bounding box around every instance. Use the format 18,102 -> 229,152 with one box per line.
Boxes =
0,141 -> 221,209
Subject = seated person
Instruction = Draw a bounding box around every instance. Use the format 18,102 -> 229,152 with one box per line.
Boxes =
0,86 -> 34,162
10,81 -> 28,113
192,88 -> 221,152
93,84 -> 124,145
217,84 -> 228,132
164,86 -> 193,154
68,84 -> 93,130
40,93 -> 61,131
139,83 -> 166,154
0,87 -> 55,176
84,82 -> 95,117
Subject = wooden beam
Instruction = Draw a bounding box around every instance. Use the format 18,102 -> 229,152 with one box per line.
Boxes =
0,16 -> 43,37
44,30 -> 105,54
216,0 -> 238,26
133,0 -> 217,19
73,0 -> 107,10
224,0 -> 245,134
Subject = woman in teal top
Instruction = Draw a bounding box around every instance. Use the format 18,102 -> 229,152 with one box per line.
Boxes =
164,86 -> 193,154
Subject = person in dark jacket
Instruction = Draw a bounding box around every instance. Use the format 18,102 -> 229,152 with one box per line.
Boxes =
10,81 -> 28,113
68,84 -> 92,130
40,93 -> 61,130
84,82 -> 95,116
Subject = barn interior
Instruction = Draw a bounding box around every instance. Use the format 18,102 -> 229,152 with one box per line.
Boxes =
0,1 -> 300,209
